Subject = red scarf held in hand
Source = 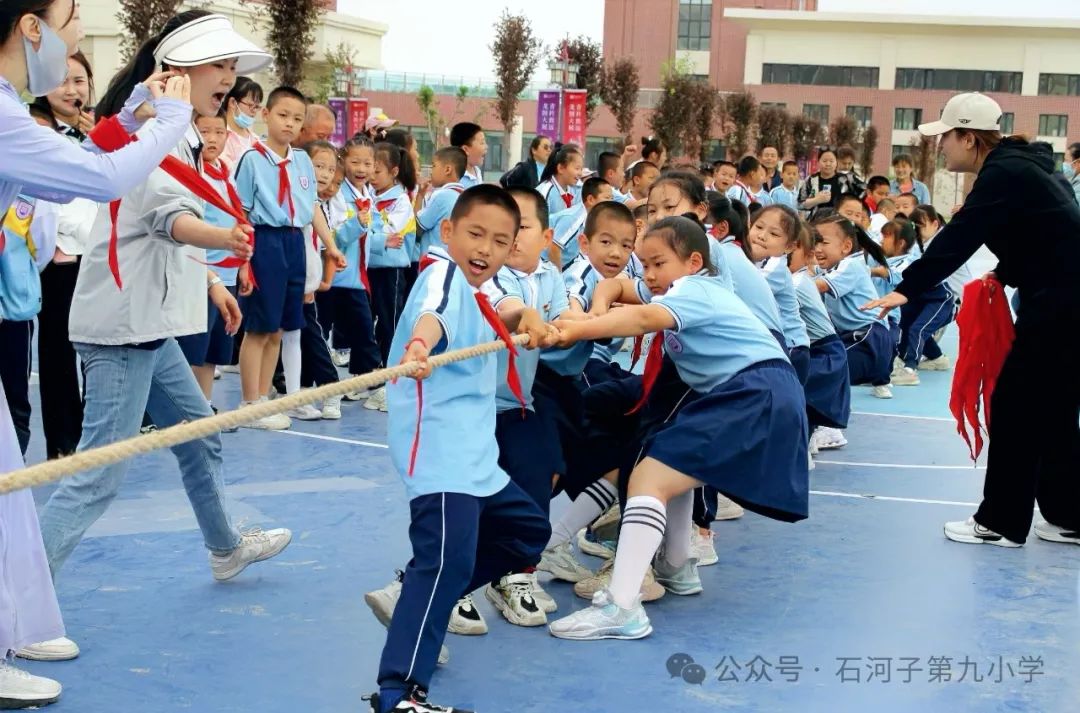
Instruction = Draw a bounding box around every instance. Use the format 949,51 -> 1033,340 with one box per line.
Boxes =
406,289 -> 526,476
252,142 -> 295,222
353,198 -> 371,292
950,277 -> 1015,461
627,331 -> 664,414
201,159 -> 255,271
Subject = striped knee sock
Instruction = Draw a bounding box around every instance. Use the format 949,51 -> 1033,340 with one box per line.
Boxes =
546,478 -> 618,549
609,495 -> 666,610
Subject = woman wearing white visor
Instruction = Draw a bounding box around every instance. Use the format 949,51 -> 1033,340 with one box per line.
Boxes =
31,6 -> 292,669
866,92 -> 1080,549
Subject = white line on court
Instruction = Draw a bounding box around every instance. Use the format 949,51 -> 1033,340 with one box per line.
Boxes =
810,490 -> 979,507
816,459 -> 985,470
852,410 -> 954,422
271,429 -> 389,449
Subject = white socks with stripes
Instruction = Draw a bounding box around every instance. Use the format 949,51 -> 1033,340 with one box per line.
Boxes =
546,478 -> 618,549
281,329 -> 301,395
609,495 -> 666,609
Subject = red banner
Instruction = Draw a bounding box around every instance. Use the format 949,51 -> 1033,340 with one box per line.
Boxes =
561,89 -> 587,148
347,98 -> 369,139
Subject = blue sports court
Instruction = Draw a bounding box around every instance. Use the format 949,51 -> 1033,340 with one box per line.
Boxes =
23,332 -> 1080,713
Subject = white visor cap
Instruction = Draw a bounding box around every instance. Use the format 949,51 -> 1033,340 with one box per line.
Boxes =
154,14 -> 272,75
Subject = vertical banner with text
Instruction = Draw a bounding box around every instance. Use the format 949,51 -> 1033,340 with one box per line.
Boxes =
328,97 -> 347,147
536,90 -> 561,140
561,89 -> 588,148
347,98 -> 370,140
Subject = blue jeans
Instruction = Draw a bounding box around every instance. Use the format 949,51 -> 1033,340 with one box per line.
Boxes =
38,339 -> 240,575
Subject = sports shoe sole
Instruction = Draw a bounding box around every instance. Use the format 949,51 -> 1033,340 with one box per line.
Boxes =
655,578 -> 704,596
576,530 -> 616,559
447,612 -> 489,636
549,623 -> 653,641
212,532 -> 293,581
575,578 -> 666,603
1034,524 -> 1080,545
484,585 -> 547,627
287,410 -> 324,421
0,692 -> 61,708
943,526 -> 1022,548
537,554 -> 594,583
15,646 -> 79,662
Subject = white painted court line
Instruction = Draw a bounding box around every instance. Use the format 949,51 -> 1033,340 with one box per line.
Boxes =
271,429 -> 389,449
852,410 -> 954,422
811,490 -> 979,507
816,459 -> 985,470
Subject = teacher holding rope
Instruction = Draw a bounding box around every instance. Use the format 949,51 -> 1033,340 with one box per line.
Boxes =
865,92 -> 1080,549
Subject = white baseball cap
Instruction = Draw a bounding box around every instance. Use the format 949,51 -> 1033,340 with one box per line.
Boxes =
154,14 -> 271,75
918,93 -> 1003,136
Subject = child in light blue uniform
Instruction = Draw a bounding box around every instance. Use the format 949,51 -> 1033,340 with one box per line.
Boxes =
870,219 -> 915,354
416,146 -> 466,263
549,216 -> 807,642
769,160 -> 801,211
368,184 -> 550,713
537,145 -> 584,217
449,122 -> 487,188
548,176 -> 613,268
812,214 -> 894,398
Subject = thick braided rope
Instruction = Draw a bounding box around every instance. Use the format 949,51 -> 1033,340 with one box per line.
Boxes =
0,334 -> 530,495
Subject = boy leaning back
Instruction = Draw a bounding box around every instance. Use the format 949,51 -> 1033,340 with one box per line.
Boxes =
365,185 -> 556,713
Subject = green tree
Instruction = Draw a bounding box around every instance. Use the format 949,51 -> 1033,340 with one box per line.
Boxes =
860,125 -> 879,177
309,42 -> 356,104
756,106 -> 792,155
116,0 -> 182,61
649,57 -> 698,154
791,115 -> 825,162
829,115 -> 858,150
417,85 -> 471,150
491,10 -> 544,165
723,91 -> 757,159
600,57 -> 640,143
564,36 -> 603,126
264,0 -> 325,88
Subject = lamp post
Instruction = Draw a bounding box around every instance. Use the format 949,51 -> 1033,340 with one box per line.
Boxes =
546,39 -> 579,143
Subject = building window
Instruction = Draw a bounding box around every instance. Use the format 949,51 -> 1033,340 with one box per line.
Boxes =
677,0 -> 712,52
893,108 -> 922,131
763,64 -> 878,88
1000,112 -> 1014,135
803,104 -> 830,123
1038,73 -> 1080,96
895,68 -> 1022,94
1038,114 -> 1068,137
761,102 -> 787,110
846,106 -> 872,128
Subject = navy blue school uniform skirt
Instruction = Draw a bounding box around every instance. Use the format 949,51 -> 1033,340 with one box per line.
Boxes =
805,334 -> 851,430
636,359 -> 810,523
838,321 -> 892,387
788,345 -> 810,386
495,406 -> 564,516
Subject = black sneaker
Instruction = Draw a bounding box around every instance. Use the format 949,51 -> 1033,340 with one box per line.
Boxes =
364,685 -> 474,713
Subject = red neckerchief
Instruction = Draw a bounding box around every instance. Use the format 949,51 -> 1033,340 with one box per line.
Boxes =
352,197 -> 371,292
630,335 -> 644,369
627,331 -> 664,414
201,159 -> 256,273
418,254 -> 439,272
406,288 -> 525,476
252,142 -> 295,222
950,277 -> 1014,461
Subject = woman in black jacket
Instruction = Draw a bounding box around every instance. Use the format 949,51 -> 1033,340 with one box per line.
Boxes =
499,134 -> 553,189
866,93 -> 1080,549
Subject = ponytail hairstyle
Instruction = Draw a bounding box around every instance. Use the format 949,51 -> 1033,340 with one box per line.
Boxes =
880,219 -> 915,255
541,143 -> 581,183
641,136 -> 666,166
374,141 -> 417,193
811,212 -> 889,267
790,220 -> 815,266
644,216 -> 716,276
96,9 -> 213,120
0,0 -> 76,46
342,132 -> 375,158
707,194 -> 743,243
650,170 -> 707,209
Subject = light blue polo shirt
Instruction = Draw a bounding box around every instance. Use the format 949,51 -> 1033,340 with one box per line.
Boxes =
549,203 -> 587,267
201,163 -> 239,286
769,185 -> 800,211
872,253 -> 916,324
539,256 -> 599,376
820,251 -> 884,332
385,259 -> 509,500
538,178 -> 579,218
368,183 -> 416,269
714,237 -> 784,337
792,268 -> 836,342
416,182 -> 463,259
331,179 -> 369,291
234,144 -> 317,228
759,256 -> 810,348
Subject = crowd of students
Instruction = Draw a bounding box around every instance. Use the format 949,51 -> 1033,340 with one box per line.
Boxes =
2,4 -> 1078,712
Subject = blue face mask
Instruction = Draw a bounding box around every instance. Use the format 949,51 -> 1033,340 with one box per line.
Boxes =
1063,162 -> 1076,180
23,18 -> 69,96
234,111 -> 255,130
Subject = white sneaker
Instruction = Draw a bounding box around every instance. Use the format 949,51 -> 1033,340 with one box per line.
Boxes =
921,355 -> 951,371
943,516 -> 1022,547
691,530 -> 718,566
548,589 -> 652,641
365,573 -> 450,665
573,559 -> 666,602
652,556 -> 703,596
1033,519 -> 1080,545
576,528 -> 616,559
529,572 -> 558,613
286,402 -> 323,421
447,594 -> 488,635
321,395 -> 343,420
221,364 -> 241,374
871,385 -> 893,399
538,541 -> 595,583
214,366 -> 222,380
238,399 -> 291,430
714,494 -> 744,521
485,573 -> 547,627
808,449 -> 816,471
16,637 -> 79,662
0,661 -> 61,708
891,367 -> 920,386
811,427 -> 847,450
331,349 -> 351,367
344,388 -> 373,402
364,386 -> 388,412
892,356 -> 904,372
209,527 -> 293,580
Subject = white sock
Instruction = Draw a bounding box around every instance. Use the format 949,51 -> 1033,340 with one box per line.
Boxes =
281,330 -> 301,395
659,490 -> 693,569
547,478 -> 618,549
608,495 -> 665,610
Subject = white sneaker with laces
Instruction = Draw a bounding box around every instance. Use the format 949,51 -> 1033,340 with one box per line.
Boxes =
364,386 -> 388,412
447,594 -> 488,635
1034,519 -> 1080,545
691,530 -> 718,566
921,355 -> 951,371
364,574 -> 450,665
16,637 -> 79,662
892,356 -> 904,372
344,388 -> 373,402
548,589 -> 652,641
239,399 -> 291,430
538,541 -> 594,583
331,349 -> 351,367
321,395 -> 343,420
209,527 -> 293,580
0,661 -> 61,708
810,427 -> 847,451
714,494 -> 744,521
943,516 -> 1022,547
485,573 -> 547,626
871,385 -> 893,399
576,528 -> 616,559
286,402 -> 323,421
891,367 -> 920,386
529,572 -> 557,613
